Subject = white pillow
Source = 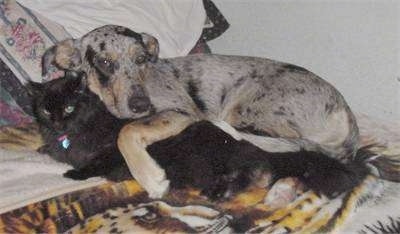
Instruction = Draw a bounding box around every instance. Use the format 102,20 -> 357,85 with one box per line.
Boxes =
17,0 -> 206,58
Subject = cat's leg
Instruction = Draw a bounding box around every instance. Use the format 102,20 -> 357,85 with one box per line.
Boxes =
63,147 -> 125,180
118,110 -> 195,198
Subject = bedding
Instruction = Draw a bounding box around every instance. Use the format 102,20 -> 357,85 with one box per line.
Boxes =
1,1 -> 399,233
17,0 -> 206,59
0,114 -> 400,233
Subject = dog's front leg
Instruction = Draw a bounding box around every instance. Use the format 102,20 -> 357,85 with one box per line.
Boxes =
118,110 -> 195,198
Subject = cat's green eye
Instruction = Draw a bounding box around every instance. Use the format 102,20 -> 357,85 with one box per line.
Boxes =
64,105 -> 75,114
43,109 -> 50,115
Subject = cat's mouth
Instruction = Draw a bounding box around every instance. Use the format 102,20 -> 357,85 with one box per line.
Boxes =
53,122 -> 66,133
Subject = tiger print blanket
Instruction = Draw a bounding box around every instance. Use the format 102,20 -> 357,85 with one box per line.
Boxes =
0,114 -> 399,233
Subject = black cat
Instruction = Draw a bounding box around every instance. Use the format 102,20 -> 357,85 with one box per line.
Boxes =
27,71 -> 131,181
27,72 -> 370,200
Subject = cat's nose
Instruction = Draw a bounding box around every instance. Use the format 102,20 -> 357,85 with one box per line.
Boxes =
54,122 -> 65,132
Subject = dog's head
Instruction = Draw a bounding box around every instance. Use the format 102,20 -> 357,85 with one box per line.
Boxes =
42,25 -> 160,119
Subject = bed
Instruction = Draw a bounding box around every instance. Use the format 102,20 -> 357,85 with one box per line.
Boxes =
0,1 -> 399,233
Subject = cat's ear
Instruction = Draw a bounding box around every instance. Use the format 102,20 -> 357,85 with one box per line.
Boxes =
25,81 -> 43,97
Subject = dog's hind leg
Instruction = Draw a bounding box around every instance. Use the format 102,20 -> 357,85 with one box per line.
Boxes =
117,110 -> 195,198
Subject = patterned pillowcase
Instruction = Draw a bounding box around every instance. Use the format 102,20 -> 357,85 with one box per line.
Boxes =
0,86 -> 31,126
0,0 -> 70,83
0,0 -> 70,126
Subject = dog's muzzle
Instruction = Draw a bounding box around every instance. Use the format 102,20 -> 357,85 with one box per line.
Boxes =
128,84 -> 152,114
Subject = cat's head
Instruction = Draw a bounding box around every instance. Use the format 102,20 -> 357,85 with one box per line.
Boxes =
27,71 -> 89,133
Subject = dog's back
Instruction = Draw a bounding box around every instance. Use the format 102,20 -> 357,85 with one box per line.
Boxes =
156,54 -> 360,161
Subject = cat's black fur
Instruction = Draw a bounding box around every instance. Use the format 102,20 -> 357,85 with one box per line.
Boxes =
148,121 -> 370,200
27,72 -> 131,181
28,73 -> 370,199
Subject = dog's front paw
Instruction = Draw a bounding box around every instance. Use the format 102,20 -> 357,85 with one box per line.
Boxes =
146,179 -> 170,199
63,169 -> 90,180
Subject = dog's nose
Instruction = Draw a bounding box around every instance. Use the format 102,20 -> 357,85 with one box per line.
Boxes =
128,84 -> 151,113
128,96 -> 151,113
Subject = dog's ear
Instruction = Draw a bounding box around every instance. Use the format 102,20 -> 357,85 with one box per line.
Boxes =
141,33 -> 159,63
41,44 -> 57,77
42,39 -> 82,77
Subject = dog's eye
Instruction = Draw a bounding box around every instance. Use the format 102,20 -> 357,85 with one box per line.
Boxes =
135,55 -> 147,65
99,58 -> 112,68
96,57 -> 114,74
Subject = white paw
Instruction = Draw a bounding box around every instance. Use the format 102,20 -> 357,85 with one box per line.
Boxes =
146,179 -> 170,199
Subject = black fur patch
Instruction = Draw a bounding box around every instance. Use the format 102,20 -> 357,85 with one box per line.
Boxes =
273,111 -> 286,116
220,87 -> 227,105
85,45 -> 96,67
295,87 -> 306,94
85,45 -> 109,86
115,28 -> 143,42
99,41 -> 106,51
234,77 -> 246,87
325,103 -> 335,114
186,80 -> 207,112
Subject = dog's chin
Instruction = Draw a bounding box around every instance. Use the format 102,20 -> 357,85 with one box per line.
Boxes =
114,106 -> 152,120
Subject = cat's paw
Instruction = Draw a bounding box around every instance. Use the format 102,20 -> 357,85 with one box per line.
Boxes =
201,183 -> 228,201
63,169 -> 90,180
201,171 -> 251,201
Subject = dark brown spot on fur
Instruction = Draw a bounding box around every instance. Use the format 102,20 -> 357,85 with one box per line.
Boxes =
85,45 -> 109,85
187,80 -> 207,112
115,28 -> 145,49
295,87 -> 306,94
142,120 -> 151,126
234,77 -> 246,87
274,111 -> 285,116
109,227 -> 119,233
282,64 -> 308,73
220,88 -> 227,105
287,120 -> 299,130
325,103 -> 335,114
254,93 -> 266,101
99,42 -> 106,51
173,68 -> 180,79
250,70 -> 257,79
